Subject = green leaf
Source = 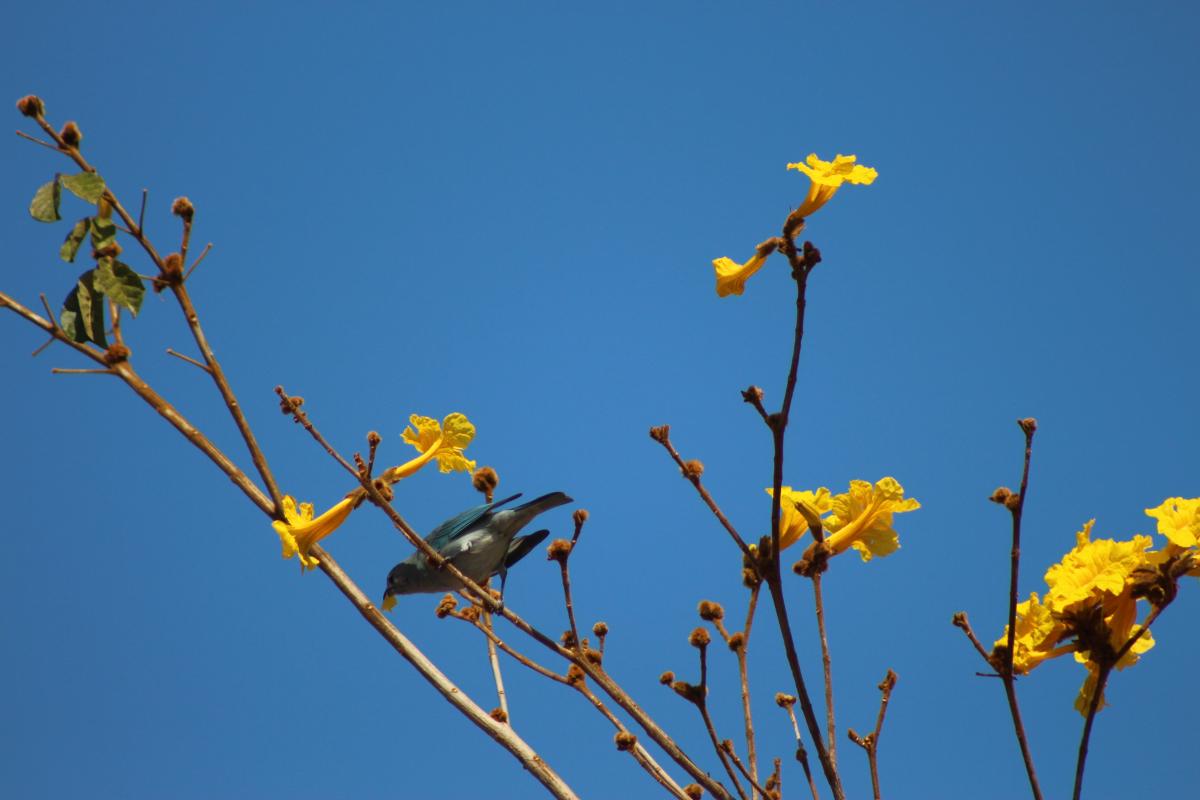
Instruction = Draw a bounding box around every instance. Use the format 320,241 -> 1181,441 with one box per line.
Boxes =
61,172 -> 106,203
30,179 -> 61,222
95,258 -> 145,316
60,218 -> 89,262
60,270 -> 108,347
90,217 -> 117,251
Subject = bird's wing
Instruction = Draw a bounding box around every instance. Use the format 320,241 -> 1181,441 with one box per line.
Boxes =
425,493 -> 524,550
499,529 -> 549,571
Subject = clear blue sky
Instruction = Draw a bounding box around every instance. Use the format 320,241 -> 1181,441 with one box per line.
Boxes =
3,2 -> 1198,798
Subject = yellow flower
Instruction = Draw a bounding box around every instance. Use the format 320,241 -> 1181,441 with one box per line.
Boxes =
815,477 -> 920,562
786,153 -> 878,217
713,252 -> 769,298
765,486 -> 832,549
272,494 -> 357,571
384,412 -> 477,482
1145,496 -> 1200,550
1043,520 -> 1154,613
995,592 -> 1073,675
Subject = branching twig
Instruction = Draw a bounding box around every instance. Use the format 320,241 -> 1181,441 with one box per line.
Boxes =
184,243 -> 213,280
650,426 -> 758,573
847,669 -> 898,800
166,347 -> 212,374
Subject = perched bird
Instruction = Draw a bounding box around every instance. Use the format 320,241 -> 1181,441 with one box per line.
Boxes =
382,491 -> 572,609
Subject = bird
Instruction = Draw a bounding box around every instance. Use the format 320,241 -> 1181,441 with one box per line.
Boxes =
382,491 -> 572,610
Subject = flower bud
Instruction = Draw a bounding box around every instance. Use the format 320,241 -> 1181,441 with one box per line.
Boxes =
16,95 -> 44,118
688,627 -> 711,648
614,731 -> 637,751
472,466 -> 499,496
59,121 -> 82,147
697,600 -> 724,621
171,196 -> 194,220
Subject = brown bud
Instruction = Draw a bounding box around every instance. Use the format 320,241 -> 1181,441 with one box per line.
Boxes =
681,459 -> 704,479
741,385 -> 765,405
742,566 -> 760,588
560,630 -> 578,649
460,605 -> 481,623
648,424 -> 670,443
171,196 -> 194,220
367,430 -> 382,446
489,707 -> 508,723
683,785 -> 704,800
672,681 -> 705,704
94,242 -> 122,259
546,538 -> 573,563
802,240 -> 822,266
435,594 -> 458,618
1018,417 -> 1038,435
1004,493 -> 1022,511
102,344 -> 131,365
278,393 -> 303,414
371,477 -> 394,503
774,692 -> 796,708
584,647 -> 603,665
688,627 -> 711,648
989,487 -> 1013,504
659,671 -> 675,685
472,466 -> 499,496
572,508 -> 589,526
614,731 -> 637,751
697,600 -> 724,621
592,621 -> 608,638
720,739 -> 734,754
59,121 -> 82,148
727,631 -> 745,652
159,252 -> 184,290
16,95 -> 44,118
566,664 -> 586,685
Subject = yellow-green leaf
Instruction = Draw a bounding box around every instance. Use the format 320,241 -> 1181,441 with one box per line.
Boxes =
94,259 -> 145,316
60,218 -> 89,262
30,180 -> 61,222
61,172 -> 106,204
60,270 -> 108,347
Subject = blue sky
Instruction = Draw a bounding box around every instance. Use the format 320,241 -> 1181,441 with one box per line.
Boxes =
2,2 -> 1198,798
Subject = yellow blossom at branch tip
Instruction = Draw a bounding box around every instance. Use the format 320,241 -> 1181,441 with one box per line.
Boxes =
272,494 -> 357,572
818,477 -> 919,562
1145,496 -> 1200,549
386,413 -> 477,482
713,252 -> 769,298
765,486 -> 832,550
786,153 -> 878,218
1043,521 -> 1154,613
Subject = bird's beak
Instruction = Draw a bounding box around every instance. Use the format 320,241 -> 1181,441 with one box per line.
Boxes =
382,593 -> 397,612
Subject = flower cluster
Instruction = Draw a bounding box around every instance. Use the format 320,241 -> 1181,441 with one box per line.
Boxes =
767,477 -> 919,568
713,153 -> 877,297
272,412 -> 477,571
994,497 -> 1199,714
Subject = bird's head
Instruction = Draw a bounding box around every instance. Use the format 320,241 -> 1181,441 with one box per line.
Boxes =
382,561 -> 423,610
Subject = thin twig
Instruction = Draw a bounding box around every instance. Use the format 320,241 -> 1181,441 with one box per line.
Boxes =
30,335 -> 55,357
184,243 -> 213,280
15,129 -> 58,151
1000,419 -> 1043,800
1072,606 -> 1163,800
51,367 -> 112,375
483,606 -> 510,721
138,188 -> 148,233
848,670 -> 898,800
695,640 -> 748,800
311,544 -> 580,799
725,744 -> 772,800
166,347 -> 213,374
782,702 -> 820,800
812,572 -> 836,763
741,227 -> 844,800
276,385 -> 359,479
651,428 -> 759,572
737,584 -> 761,796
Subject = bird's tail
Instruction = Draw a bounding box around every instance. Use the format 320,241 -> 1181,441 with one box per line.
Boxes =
512,491 -> 572,518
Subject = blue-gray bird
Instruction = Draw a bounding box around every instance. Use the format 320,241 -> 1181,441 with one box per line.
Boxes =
382,491 -> 572,609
